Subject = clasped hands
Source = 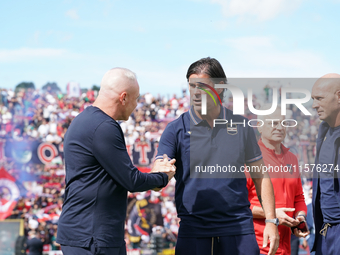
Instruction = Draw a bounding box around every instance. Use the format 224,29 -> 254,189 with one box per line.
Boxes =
152,154 -> 176,184
276,208 -> 309,238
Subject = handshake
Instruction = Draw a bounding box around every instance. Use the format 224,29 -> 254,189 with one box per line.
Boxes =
151,154 -> 176,190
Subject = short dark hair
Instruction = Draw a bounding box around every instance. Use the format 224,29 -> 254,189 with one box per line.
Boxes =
186,57 -> 227,99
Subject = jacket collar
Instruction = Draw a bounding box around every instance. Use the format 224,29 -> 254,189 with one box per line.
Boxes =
317,121 -> 330,141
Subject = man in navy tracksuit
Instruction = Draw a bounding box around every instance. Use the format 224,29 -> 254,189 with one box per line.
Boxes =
57,68 -> 176,255
311,73 -> 340,255
156,57 -> 279,255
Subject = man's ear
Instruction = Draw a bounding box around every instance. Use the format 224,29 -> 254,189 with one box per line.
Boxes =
336,90 -> 340,104
216,80 -> 227,95
120,92 -> 127,105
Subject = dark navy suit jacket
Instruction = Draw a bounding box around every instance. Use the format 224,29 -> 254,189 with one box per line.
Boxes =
312,121 -> 340,251
57,106 -> 168,248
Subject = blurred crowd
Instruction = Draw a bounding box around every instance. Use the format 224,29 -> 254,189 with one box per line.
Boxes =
0,84 -> 319,251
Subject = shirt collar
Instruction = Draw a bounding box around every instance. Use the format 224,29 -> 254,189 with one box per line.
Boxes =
189,105 -> 226,126
258,138 -> 290,155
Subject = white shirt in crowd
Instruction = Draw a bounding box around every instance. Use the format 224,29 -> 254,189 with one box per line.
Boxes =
38,123 -> 50,138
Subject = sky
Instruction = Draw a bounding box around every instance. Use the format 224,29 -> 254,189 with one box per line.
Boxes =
0,0 -> 339,97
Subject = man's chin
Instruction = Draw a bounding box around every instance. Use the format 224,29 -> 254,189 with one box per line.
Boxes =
192,105 -> 202,113
270,137 -> 284,143
317,112 -> 327,120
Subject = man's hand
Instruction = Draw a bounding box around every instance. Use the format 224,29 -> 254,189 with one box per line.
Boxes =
292,227 -> 310,238
152,154 -> 176,181
276,208 -> 299,227
263,222 -> 279,255
292,215 -> 309,238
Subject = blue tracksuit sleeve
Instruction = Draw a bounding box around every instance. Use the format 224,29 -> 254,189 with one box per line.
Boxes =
244,123 -> 262,163
155,123 -> 177,160
93,119 -> 168,192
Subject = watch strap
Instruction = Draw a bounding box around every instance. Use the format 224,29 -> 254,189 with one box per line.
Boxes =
265,218 -> 279,226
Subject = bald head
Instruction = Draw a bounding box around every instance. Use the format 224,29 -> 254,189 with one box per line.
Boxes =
320,73 -> 340,79
94,67 -> 140,121
314,73 -> 340,93
99,68 -> 138,98
312,73 -> 340,127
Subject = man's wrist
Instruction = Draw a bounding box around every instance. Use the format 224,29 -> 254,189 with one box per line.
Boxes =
297,214 -> 306,221
160,172 -> 168,187
265,218 -> 279,226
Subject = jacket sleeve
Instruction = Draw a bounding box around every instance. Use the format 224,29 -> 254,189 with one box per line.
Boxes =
92,120 -> 168,192
294,167 -> 307,214
294,182 -> 307,214
155,122 -> 177,160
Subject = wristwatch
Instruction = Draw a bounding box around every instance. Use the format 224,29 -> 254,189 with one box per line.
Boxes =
265,218 -> 279,226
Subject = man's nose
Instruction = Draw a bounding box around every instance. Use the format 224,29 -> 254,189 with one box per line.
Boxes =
312,99 -> 319,109
276,122 -> 284,130
193,86 -> 202,95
